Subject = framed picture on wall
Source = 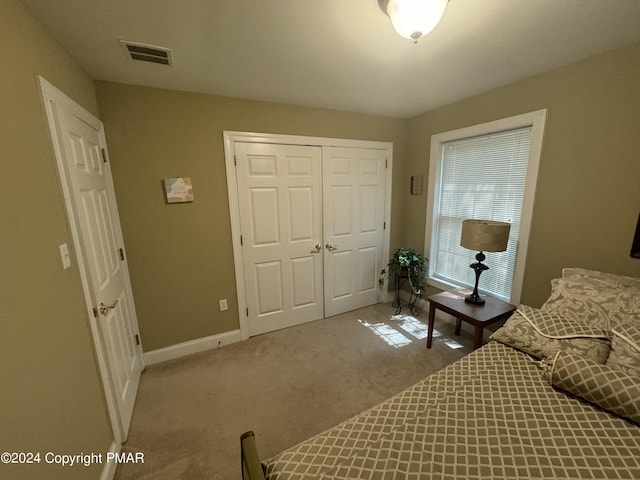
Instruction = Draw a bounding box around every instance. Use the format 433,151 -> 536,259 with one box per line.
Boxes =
163,177 -> 194,203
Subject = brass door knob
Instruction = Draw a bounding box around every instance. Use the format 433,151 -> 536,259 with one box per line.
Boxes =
98,300 -> 119,315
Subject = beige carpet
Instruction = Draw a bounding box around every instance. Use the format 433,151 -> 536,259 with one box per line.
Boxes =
114,302 -> 473,479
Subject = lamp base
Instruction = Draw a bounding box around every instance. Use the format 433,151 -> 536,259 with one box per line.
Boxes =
465,251 -> 488,305
465,292 -> 485,305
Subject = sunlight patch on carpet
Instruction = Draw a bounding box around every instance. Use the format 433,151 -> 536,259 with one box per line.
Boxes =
358,314 -> 465,350
357,319 -> 412,348
441,338 -> 464,349
390,314 -> 429,340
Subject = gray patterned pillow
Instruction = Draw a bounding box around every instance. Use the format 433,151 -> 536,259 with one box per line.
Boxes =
490,304 -> 611,363
541,272 -> 640,331
606,323 -> 640,378
542,350 -> 640,425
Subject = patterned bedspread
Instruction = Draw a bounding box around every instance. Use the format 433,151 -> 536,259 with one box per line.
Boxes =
263,342 -> 640,479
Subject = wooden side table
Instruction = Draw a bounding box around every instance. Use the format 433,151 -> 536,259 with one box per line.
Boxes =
426,287 -> 516,350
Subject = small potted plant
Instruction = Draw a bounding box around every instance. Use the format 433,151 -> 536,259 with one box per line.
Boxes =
384,247 -> 429,295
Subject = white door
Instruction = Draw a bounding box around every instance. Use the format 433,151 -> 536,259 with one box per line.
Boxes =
323,147 -> 387,317
40,78 -> 143,441
236,142 -> 324,336
235,140 -> 388,334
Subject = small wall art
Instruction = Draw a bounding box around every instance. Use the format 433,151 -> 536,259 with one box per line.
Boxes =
163,177 -> 194,203
410,175 -> 423,195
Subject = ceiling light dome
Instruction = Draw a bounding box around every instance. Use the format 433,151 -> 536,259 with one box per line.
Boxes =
379,0 -> 448,43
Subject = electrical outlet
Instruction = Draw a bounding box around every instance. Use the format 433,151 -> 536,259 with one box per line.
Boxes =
219,299 -> 228,311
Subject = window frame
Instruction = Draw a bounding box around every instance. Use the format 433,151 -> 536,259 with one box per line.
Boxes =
424,109 -> 547,304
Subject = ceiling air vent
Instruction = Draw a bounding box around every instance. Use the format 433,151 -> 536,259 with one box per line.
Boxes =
120,40 -> 173,66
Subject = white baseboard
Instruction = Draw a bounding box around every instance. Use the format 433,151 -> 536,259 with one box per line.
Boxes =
100,441 -> 119,480
143,329 -> 243,366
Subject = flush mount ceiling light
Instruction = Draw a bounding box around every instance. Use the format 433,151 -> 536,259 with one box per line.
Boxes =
378,0 -> 449,43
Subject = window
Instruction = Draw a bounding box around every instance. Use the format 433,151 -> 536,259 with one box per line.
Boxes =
425,110 -> 547,303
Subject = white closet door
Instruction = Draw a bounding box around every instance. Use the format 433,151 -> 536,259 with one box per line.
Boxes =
235,142 -> 324,336
323,147 -> 387,317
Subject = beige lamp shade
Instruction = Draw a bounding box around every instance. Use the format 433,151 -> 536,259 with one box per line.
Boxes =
460,220 -> 511,252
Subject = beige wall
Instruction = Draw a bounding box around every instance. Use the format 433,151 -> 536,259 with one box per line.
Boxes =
95,82 -> 407,351
0,1 -> 114,479
405,43 -> 640,306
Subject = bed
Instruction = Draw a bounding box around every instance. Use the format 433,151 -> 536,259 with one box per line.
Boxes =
241,268 -> 640,479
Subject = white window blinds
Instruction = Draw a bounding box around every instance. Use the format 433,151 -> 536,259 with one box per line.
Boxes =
432,126 -> 532,300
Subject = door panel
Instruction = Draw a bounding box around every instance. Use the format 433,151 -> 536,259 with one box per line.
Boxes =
291,256 -> 317,307
250,188 -> 280,245
330,185 -> 353,236
323,147 -> 386,317
102,291 -> 128,396
360,185 -> 379,232
78,189 -> 121,288
359,246 -> 378,292
289,188 -> 314,240
236,143 -> 324,335
255,261 -> 284,315
332,250 -> 353,299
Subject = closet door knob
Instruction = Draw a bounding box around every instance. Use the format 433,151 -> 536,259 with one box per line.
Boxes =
325,242 -> 338,252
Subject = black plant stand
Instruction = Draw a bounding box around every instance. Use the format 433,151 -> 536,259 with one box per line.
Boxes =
392,273 -> 422,316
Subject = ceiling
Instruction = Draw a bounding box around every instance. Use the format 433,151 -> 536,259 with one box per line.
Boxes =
22,0 -> 640,118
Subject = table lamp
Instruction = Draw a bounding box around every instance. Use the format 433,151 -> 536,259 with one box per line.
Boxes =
460,219 -> 511,305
